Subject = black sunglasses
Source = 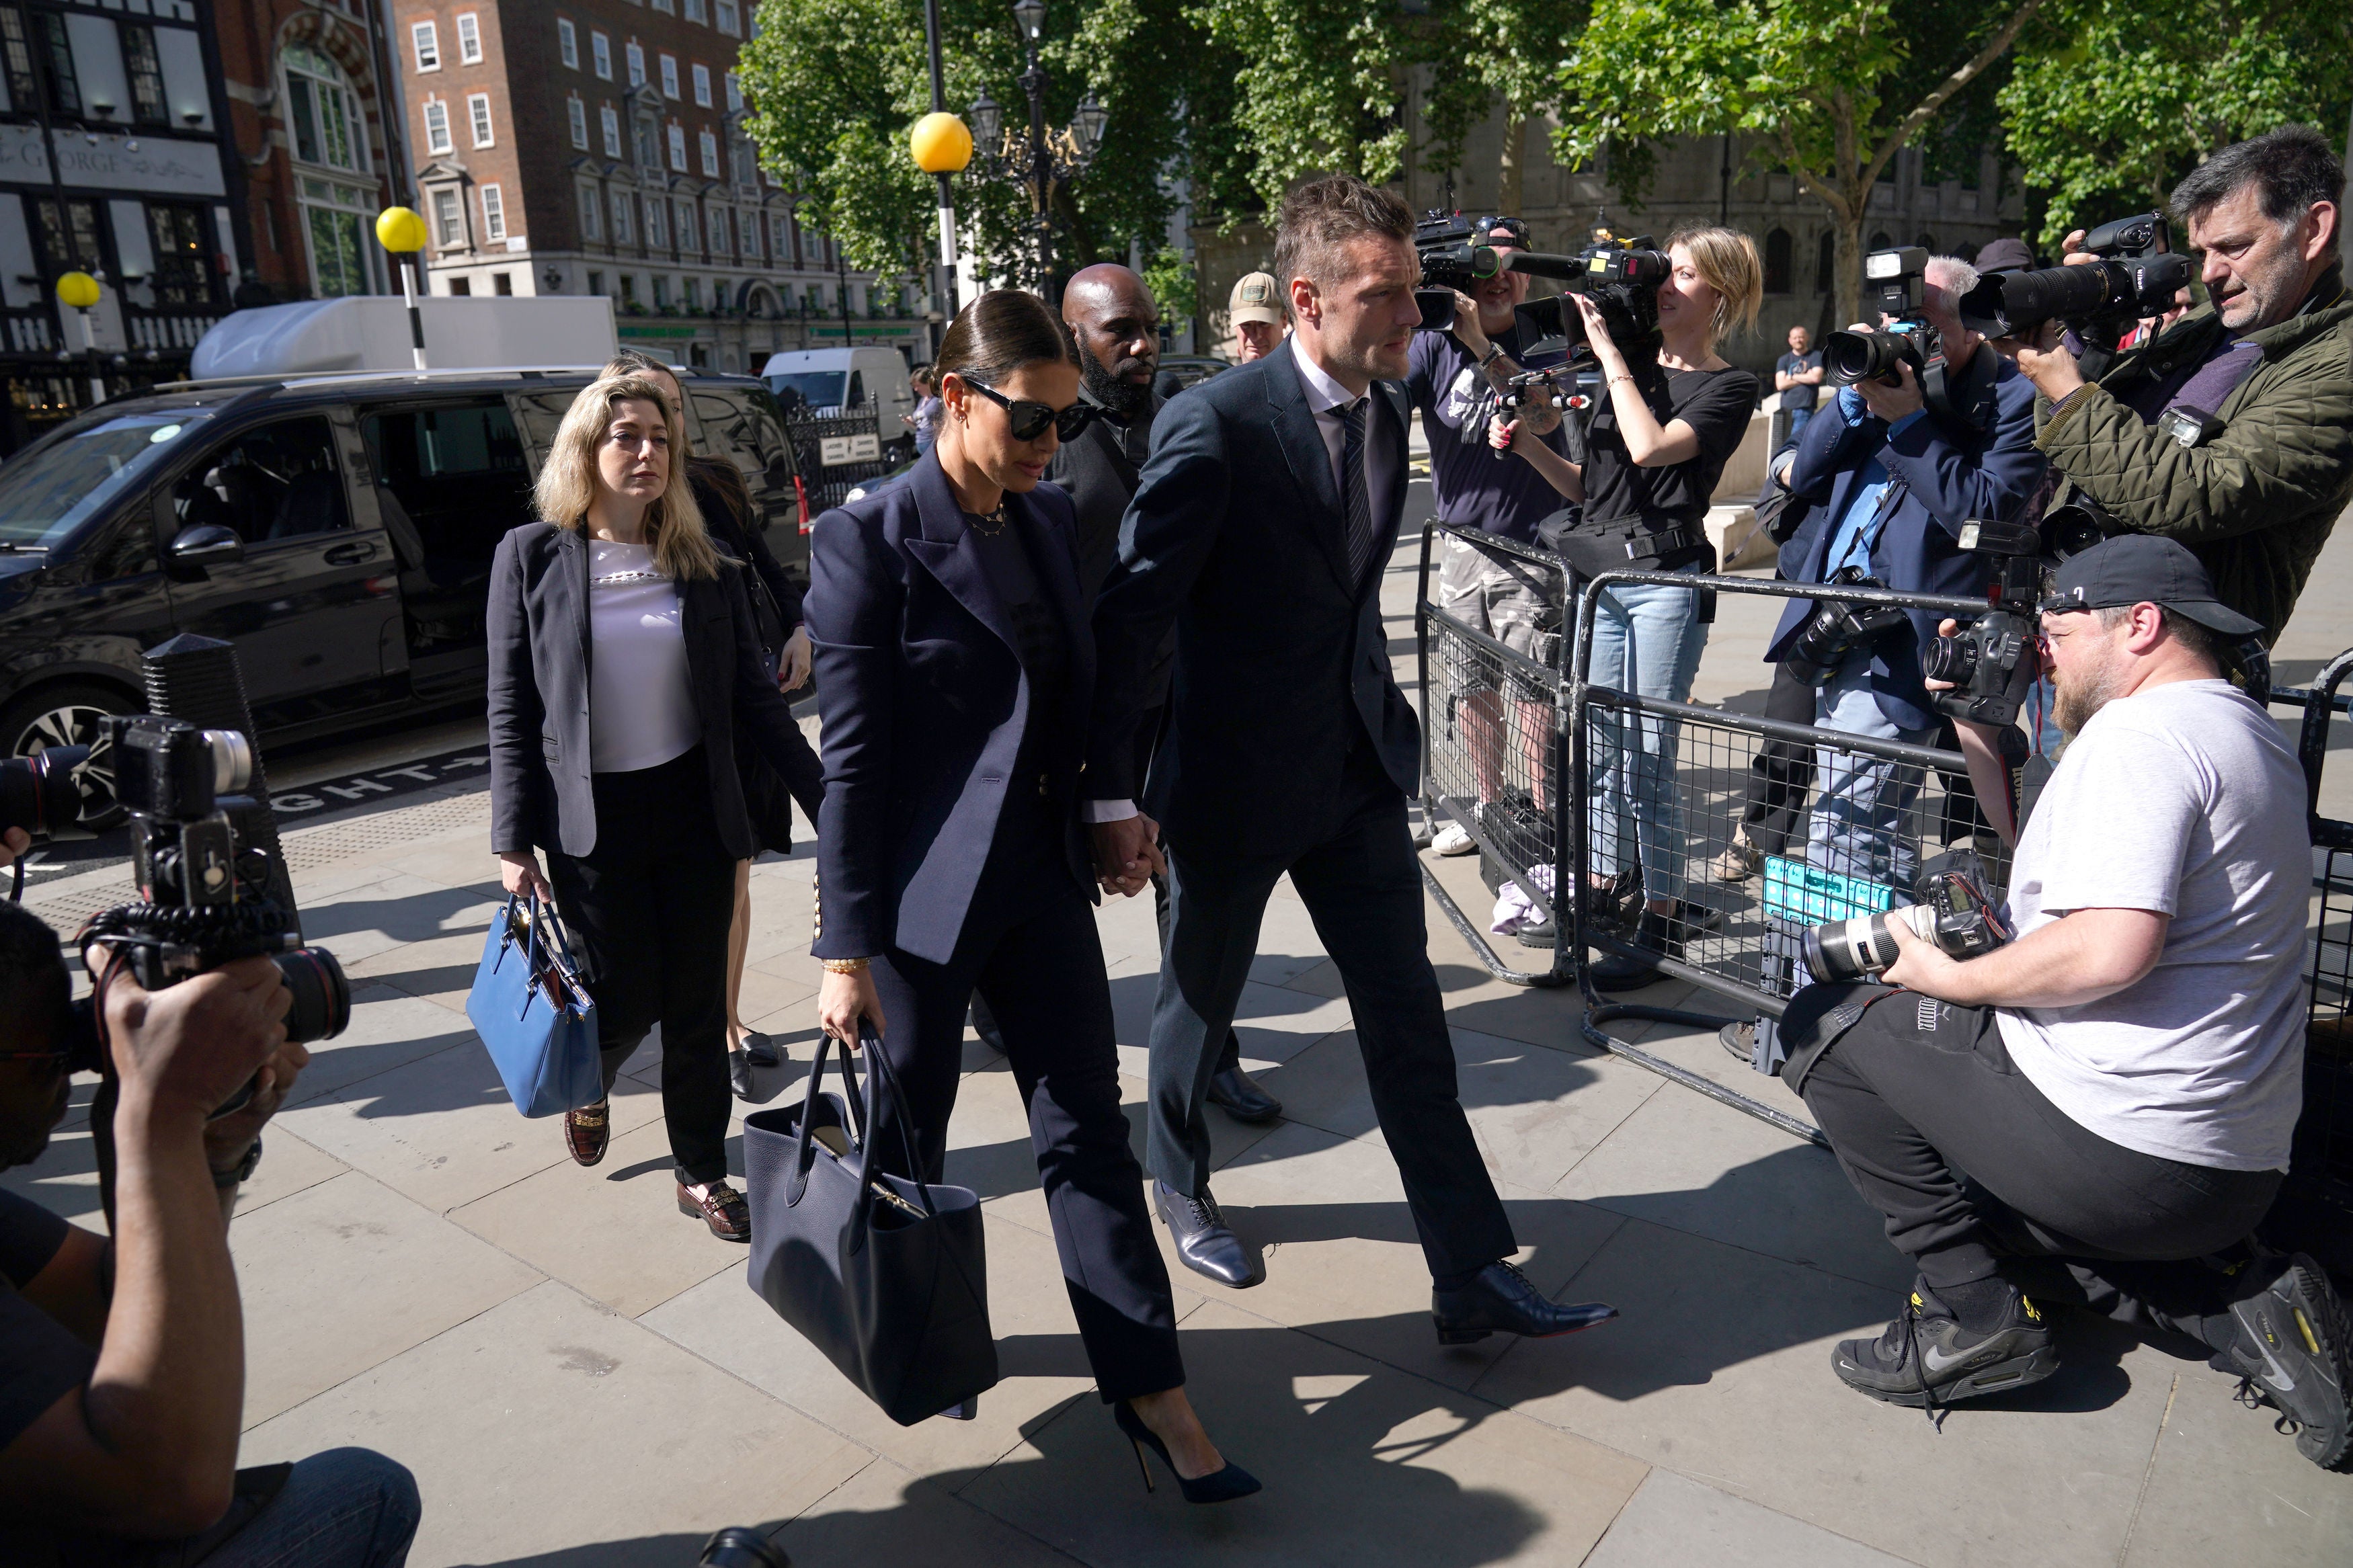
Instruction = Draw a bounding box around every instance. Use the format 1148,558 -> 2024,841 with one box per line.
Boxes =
961,378 -> 1097,442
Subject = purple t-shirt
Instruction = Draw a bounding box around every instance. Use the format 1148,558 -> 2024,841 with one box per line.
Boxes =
1407,327 -> 1572,546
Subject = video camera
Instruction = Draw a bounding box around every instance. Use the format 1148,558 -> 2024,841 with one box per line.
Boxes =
1825,247 -> 1943,391
1957,212 -> 2196,351
1413,212 -> 1671,364
1414,211 -> 1503,329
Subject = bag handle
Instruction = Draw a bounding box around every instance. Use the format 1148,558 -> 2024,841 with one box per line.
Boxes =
780,1026 -> 873,1206
843,1021 -> 941,1237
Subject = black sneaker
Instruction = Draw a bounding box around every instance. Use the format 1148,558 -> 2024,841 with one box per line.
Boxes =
1833,1284 -> 2058,1414
2218,1252 -> 2353,1469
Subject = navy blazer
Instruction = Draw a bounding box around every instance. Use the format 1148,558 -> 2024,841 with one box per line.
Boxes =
1767,353 -> 2046,731
486,521 -> 811,859
803,451 -> 1094,964
1085,337 -> 1417,856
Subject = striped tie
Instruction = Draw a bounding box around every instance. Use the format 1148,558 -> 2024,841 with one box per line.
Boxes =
1337,397 -> 1374,589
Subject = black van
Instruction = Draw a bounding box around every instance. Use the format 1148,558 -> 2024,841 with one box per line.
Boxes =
0,367 -> 807,821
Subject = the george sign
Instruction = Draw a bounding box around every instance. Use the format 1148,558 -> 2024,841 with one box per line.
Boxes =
820,433 -> 882,466
616,323 -> 700,339
0,124 -> 225,198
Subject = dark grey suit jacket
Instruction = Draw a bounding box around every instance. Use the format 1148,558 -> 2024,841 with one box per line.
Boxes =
1050,393 -> 1161,600
1085,337 -> 1416,858
487,521 -> 809,860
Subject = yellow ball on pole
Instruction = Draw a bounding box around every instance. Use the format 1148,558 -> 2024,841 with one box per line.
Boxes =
54,271 -> 99,310
374,206 -> 428,254
910,112 -> 973,174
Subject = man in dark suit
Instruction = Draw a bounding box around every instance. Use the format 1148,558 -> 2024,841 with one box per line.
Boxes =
1053,261 -> 1280,1126
1084,175 -> 1613,1346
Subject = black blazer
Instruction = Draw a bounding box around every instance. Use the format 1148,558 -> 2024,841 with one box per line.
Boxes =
803,451 -> 1094,964
487,521 -> 809,860
1086,337 -> 1417,858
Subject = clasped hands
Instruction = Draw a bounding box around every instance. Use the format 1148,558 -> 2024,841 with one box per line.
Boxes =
1088,814 -> 1166,899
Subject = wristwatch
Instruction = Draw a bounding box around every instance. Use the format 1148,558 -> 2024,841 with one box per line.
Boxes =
212,1136 -> 262,1190
1480,341 -> 1508,368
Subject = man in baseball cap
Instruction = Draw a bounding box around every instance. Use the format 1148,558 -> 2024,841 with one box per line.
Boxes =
1227,271 -> 1285,362
1774,528 -> 2349,1463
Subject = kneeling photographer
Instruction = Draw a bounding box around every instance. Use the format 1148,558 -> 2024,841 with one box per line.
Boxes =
1767,252 -> 2044,882
1778,535 -> 2351,1466
1981,124 -> 2353,641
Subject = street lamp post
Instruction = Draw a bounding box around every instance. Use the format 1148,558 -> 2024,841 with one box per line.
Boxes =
374,207 -> 430,370
54,272 -> 103,405
967,0 -> 1105,304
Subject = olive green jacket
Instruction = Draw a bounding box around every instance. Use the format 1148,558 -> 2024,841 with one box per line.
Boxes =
2036,267 -> 2353,645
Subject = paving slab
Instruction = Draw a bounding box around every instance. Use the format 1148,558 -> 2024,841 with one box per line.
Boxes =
1584,1467 -> 1920,1567
238,1280 -> 873,1568
0,1113 -> 351,1226
775,1455 -> 1080,1567
287,983 -> 487,1110
2118,1363 -> 2353,1567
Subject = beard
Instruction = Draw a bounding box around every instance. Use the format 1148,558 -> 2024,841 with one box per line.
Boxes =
2053,649 -> 2126,736
1080,355 -> 1152,420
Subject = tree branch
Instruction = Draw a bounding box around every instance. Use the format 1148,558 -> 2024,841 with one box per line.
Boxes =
1863,0 -> 2049,185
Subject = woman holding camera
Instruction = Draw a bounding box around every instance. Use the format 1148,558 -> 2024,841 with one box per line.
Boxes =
805,291 -> 1253,1498
1492,226 -> 1761,989
487,370 -> 812,1242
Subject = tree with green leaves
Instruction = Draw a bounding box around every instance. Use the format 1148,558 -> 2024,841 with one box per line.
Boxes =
1418,0 -> 1587,218
1554,0 -> 2047,325
1997,0 -> 2353,249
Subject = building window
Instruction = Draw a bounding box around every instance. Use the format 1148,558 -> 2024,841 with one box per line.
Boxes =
653,275 -> 670,308
692,63 -> 711,107
699,129 -> 719,177
1763,227 -> 1792,296
725,70 -> 742,112
578,184 -> 602,241
456,13 -> 481,64
0,12 -> 38,112
1816,231 -> 1835,296
660,54 -> 679,98
600,104 -> 622,159
567,96 -> 588,150
619,274 -> 636,306
411,20 -> 439,71
296,179 -> 381,297
667,124 -> 686,171
610,188 -> 632,243
644,198 -> 667,249
740,207 -> 760,259
432,186 -> 464,247
635,115 -> 659,167
587,269 -> 604,294
284,44 -> 366,174
422,99 -> 452,155
686,0 -> 707,20
558,19 -> 579,69
674,198 -> 696,252
770,213 -> 789,260
707,206 -> 729,254
652,0 -> 672,13
625,41 -> 643,86
468,93 -> 494,148
448,276 -> 471,296
716,0 -> 740,34
494,272 -> 513,295
481,183 -> 507,243
122,26 -> 167,124
147,202 -> 215,304
592,30 -> 611,79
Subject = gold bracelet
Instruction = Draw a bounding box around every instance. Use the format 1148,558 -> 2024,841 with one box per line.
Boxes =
822,957 -> 871,974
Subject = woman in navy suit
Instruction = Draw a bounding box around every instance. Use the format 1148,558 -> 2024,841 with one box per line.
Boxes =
805,292 -> 1254,1501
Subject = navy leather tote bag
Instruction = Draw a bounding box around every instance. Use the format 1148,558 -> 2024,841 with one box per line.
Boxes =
743,1024 -> 997,1425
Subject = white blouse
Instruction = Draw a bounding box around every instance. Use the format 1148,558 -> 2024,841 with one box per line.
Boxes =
586,540 -> 701,773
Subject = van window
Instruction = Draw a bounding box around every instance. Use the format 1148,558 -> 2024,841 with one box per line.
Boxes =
692,386 -> 800,516
360,401 -> 531,572
171,417 -> 349,545
0,410 -> 213,549
846,371 -> 865,408
768,370 -> 846,412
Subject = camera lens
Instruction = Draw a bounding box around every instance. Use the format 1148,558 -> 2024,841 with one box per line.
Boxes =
1921,632 -> 1979,686
203,729 -> 254,796
699,1528 -> 789,1568
272,946 -> 351,1044
1802,912 -> 1901,983
0,745 -> 93,842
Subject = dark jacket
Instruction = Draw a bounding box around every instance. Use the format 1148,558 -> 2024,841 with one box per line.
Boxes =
1050,392 -> 1162,600
1085,337 -> 1417,856
2036,270 -> 2353,645
1769,352 -> 2045,733
803,451 -> 1094,963
486,521 -> 809,859
691,468 -> 803,632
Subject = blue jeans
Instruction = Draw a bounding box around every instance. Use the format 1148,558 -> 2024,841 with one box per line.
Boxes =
1583,569 -> 1710,901
1786,405 -> 1814,443
1807,655 -> 1938,889
198,1448 -> 420,1568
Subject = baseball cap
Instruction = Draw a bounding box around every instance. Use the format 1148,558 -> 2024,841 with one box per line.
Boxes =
1229,272 -> 1284,326
2042,534 -> 2264,636
1975,237 -> 2036,275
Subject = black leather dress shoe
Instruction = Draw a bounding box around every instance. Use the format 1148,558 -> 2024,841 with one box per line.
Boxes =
1154,1180 -> 1259,1288
1589,910 -> 1681,991
1206,1065 -> 1282,1124
1432,1261 -> 1618,1345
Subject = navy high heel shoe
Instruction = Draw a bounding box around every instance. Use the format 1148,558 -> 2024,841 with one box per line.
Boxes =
1113,1401 -> 1262,1504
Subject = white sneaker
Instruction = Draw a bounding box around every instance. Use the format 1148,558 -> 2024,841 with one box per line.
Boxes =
1433,821 -> 1477,856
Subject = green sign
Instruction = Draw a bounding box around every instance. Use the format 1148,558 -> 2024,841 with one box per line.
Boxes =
617,325 -> 700,339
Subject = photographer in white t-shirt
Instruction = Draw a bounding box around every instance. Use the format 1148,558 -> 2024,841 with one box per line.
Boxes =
1778,533 -> 2352,1467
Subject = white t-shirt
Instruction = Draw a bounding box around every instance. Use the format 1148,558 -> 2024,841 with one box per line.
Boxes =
586,540 -> 701,773
1997,678 -> 2308,1171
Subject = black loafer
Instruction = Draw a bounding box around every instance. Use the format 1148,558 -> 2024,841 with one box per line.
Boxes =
1432,1260 -> 1616,1344
1206,1065 -> 1281,1124
740,1031 -> 780,1067
1154,1180 -> 1258,1288
728,1050 -> 754,1101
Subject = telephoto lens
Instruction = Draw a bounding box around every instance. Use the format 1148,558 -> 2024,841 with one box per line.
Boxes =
1823,327 -> 1920,386
0,744 -> 93,841
1803,905 -> 1929,984
273,946 -> 352,1044
698,1528 -> 789,1568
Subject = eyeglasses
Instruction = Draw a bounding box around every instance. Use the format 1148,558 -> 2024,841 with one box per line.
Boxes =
961,378 -> 1097,442
1478,215 -> 1530,247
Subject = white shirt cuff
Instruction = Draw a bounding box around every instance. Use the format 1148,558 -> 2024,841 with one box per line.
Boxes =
1082,799 -> 1140,823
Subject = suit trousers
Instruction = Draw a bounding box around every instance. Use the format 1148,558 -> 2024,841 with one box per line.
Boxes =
1153,746 -> 1518,1278
868,820 -> 1185,1403
545,748 -> 737,1186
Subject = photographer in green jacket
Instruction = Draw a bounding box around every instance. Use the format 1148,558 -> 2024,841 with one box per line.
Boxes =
1995,124 -> 2353,644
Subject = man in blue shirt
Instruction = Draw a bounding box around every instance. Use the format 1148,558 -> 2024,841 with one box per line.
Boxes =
1769,255 -> 2046,886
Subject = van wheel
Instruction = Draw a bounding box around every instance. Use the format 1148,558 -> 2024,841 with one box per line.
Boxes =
0,681 -> 136,833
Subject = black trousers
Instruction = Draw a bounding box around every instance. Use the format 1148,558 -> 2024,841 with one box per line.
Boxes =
1793,983 -> 2280,1344
545,749 -> 737,1185
869,820 -> 1184,1403
1737,657 -> 1817,855
1154,747 -> 1517,1278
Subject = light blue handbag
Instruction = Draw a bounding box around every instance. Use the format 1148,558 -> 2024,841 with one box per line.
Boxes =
466,893 -> 604,1117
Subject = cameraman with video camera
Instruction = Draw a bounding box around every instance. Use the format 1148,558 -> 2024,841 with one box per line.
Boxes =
1990,124 -> 2353,642
0,831 -> 420,1565
1776,534 -> 2352,1464
1765,253 -> 2044,884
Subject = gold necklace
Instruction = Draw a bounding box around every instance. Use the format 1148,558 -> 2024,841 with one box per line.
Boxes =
967,499 -> 1008,537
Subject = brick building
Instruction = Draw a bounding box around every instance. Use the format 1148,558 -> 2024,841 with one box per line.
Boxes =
389,0 -> 918,373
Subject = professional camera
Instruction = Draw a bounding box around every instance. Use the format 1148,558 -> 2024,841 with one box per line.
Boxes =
1957,212 -> 2196,345
1923,519 -> 2046,728
1803,850 -> 2011,984
0,745 -> 97,847
1825,247 -> 1942,389
1413,210 -> 1501,327
1782,567 -> 1913,686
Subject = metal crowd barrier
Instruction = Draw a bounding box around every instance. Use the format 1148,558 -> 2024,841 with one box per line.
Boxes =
2271,653 -> 2353,1272
783,397 -> 894,512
